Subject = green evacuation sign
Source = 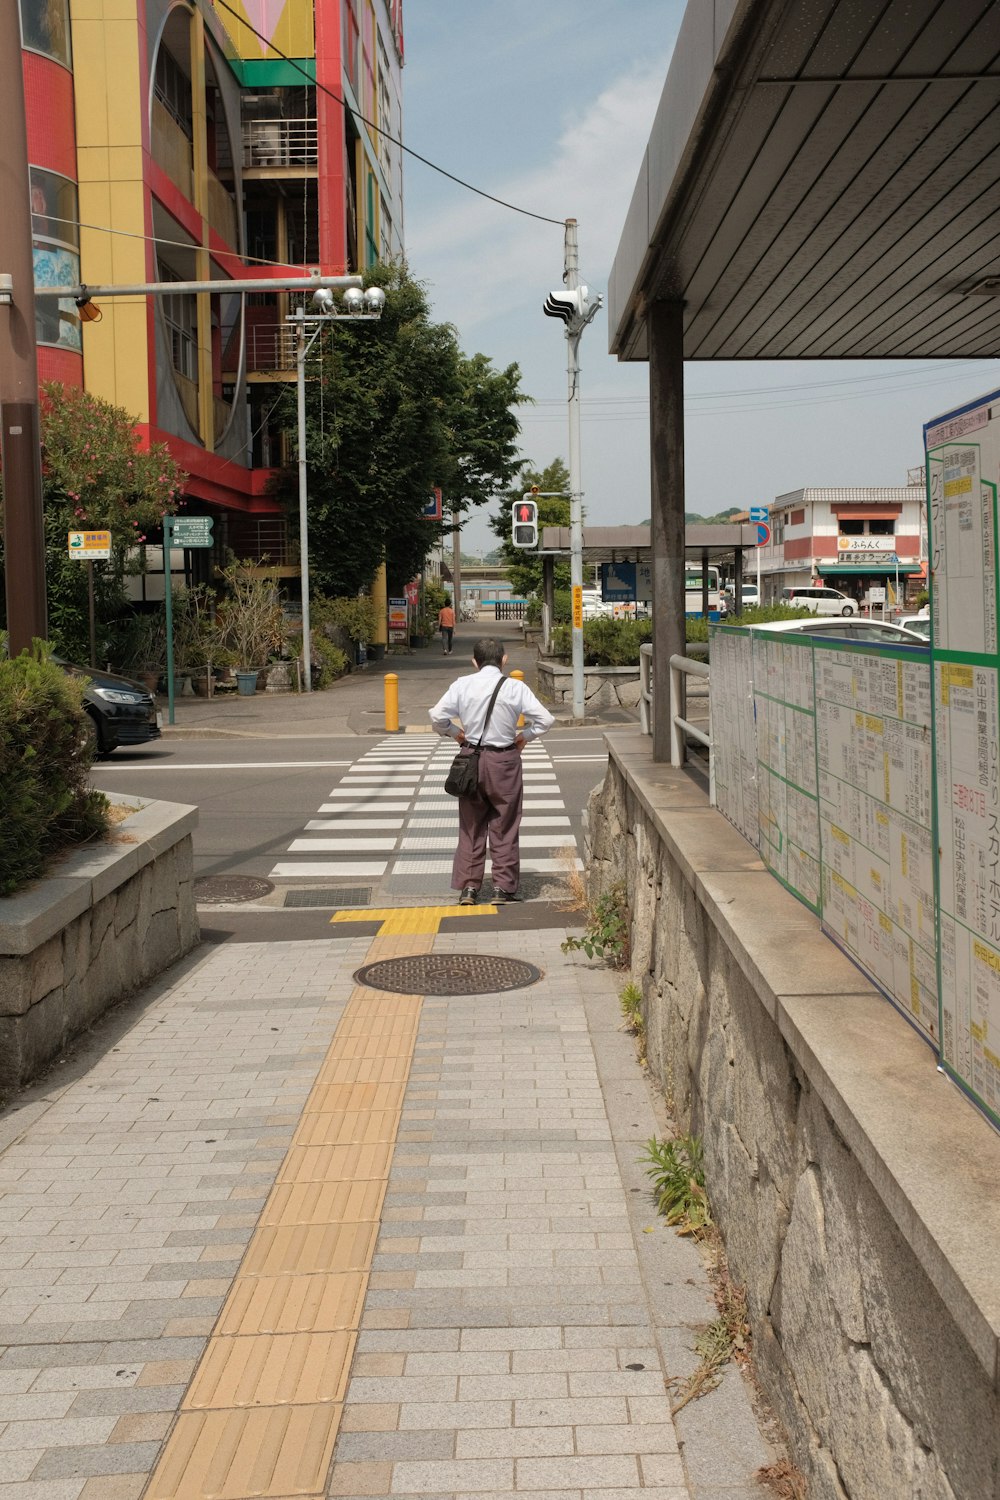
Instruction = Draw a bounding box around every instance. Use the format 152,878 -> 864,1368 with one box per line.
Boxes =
168,516 -> 214,548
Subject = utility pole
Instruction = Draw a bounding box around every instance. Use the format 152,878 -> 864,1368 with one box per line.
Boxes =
452,505 -> 462,621
543,220 -> 601,722
0,14 -> 48,653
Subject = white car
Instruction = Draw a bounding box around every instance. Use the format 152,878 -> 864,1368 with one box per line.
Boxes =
749,617 -> 928,645
780,585 -> 858,616
581,590 -> 614,620
896,612 -> 930,639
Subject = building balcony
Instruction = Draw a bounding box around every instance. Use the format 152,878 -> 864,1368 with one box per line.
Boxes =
152,98 -> 194,201
245,322 -> 296,375
206,168 -> 239,249
242,117 -> 318,171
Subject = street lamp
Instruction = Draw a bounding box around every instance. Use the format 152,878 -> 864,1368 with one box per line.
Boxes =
290,284 -> 385,691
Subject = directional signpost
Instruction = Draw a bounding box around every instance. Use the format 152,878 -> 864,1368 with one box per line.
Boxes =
164,514 -> 214,725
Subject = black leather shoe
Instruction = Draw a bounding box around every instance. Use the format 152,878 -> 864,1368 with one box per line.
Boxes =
493,888 -> 521,903
459,884 -> 479,906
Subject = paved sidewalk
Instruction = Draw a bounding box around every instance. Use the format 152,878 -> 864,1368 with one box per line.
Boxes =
0,916 -> 773,1499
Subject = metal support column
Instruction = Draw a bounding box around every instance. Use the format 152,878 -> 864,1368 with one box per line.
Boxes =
542,555 -> 555,654
649,301 -> 685,764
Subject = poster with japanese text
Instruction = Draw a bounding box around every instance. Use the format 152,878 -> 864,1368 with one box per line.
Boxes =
926,388 -> 1000,1124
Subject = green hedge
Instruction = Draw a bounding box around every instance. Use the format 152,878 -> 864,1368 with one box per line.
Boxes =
549,605 -> 814,663
0,647 -> 108,897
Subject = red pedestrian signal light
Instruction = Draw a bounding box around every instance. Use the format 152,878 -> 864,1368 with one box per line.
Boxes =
512,497 -> 538,549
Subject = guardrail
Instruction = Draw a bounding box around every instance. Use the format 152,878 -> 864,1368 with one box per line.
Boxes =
640,645 -> 715,803
242,118 -> 318,168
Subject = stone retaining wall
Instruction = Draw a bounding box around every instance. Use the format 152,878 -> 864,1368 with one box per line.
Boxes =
537,659 -> 641,712
0,800 -> 199,1099
586,731 -> 1000,1500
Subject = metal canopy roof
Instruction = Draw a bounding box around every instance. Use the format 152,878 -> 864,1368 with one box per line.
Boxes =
540,524 -> 759,561
609,0 -> 1000,362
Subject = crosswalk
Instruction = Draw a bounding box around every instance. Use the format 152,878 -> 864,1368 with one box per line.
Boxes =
269,735 -> 582,896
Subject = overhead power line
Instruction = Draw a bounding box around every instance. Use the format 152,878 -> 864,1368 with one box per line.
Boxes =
212,0 -> 566,227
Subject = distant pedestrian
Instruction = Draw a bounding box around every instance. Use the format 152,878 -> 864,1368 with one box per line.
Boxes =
438,600 -> 456,654
430,637 -> 554,904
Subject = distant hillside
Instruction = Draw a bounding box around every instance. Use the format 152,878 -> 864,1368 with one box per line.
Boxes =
637,507 -> 744,525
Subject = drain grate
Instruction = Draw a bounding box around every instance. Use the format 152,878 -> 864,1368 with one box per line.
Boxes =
353,953 -> 542,996
284,886 -> 372,909
194,875 -> 274,904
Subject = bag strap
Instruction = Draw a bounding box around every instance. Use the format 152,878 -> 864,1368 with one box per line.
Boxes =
471,676 -> 507,749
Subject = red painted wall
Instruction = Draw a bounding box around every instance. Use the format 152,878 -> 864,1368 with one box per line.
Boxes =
315,0 -> 347,271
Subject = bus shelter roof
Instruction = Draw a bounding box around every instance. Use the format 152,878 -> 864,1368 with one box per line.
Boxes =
609,0 -> 1000,363
538,524 -> 760,562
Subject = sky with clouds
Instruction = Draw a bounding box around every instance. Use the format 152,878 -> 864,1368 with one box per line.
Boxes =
400,0 -> 1000,554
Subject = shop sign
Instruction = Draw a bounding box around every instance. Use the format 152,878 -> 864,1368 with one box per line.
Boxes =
837,535 -> 896,553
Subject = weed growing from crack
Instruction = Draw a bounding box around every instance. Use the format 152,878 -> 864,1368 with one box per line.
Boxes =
641,1134 -> 712,1237
560,881 -> 630,967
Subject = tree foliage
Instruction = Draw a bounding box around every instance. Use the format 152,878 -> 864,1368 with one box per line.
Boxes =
280,265 -> 526,597
0,383 -> 184,661
489,458 -> 572,597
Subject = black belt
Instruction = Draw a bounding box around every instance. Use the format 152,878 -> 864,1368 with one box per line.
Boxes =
480,742 -> 518,752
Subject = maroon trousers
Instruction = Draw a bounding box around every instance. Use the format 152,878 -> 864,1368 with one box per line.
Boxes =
451,746 -> 524,894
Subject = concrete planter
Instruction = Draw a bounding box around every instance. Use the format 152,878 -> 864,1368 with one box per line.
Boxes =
0,799 -> 199,1099
537,657 -> 641,712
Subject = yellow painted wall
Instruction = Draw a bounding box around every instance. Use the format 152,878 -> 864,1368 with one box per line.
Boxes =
69,0 -> 150,420
215,0 -> 314,61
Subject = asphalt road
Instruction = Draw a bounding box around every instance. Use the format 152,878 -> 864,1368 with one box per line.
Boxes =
90,727 -> 609,895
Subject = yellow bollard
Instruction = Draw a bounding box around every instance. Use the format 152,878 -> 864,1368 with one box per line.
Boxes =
509,668 -> 526,729
384,672 -> 399,733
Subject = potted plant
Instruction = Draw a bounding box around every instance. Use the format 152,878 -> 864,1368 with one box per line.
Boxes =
212,560 -> 285,696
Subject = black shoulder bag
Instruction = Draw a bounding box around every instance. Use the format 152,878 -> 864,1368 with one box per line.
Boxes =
443,677 -> 507,799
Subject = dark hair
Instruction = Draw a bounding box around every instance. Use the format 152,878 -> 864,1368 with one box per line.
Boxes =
473,637 -> 505,669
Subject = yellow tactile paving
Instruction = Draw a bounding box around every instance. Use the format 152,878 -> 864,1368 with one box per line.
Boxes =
291,1108 -> 402,1149
184,1332 -> 356,1409
242,1221 -> 380,1278
334,905 -> 495,936
216,1273 -> 369,1337
302,1080 -> 405,1114
314,1051 -> 415,1083
260,1180 -> 387,1229
147,1404 -> 340,1499
276,1140 -> 395,1184
145,959 -> 424,1499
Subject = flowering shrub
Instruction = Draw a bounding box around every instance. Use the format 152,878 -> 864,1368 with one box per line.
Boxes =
0,384 -> 186,664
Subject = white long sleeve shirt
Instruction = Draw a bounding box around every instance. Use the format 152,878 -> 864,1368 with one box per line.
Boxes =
429,665 -> 555,746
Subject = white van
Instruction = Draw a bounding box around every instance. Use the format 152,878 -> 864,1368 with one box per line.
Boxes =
780,585 -> 857,617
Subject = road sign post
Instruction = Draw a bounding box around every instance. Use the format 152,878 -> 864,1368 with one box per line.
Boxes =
754,519 -> 771,602
67,531 -> 112,667
163,514 -> 214,726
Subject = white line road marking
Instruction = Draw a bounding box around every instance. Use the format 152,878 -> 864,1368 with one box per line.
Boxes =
390,856 -> 583,874
325,788 -> 417,798
97,760 -> 353,771
288,838 -> 398,852
317,803 -> 412,814
304,819 -> 405,831
270,862 -> 388,877
399,834 -> 577,851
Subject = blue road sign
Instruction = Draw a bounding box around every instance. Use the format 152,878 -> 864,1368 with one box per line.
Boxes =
749,505 -> 769,523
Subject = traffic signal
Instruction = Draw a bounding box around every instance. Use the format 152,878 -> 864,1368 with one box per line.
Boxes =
542,284 -> 603,331
512,497 -> 538,549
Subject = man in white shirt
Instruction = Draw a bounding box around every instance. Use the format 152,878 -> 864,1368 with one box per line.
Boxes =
429,637 -> 554,904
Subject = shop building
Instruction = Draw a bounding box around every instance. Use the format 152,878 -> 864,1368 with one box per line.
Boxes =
21,0 -> 404,591
756,480 -> 926,606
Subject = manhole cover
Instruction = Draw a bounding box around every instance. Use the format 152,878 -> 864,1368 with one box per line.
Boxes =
353,953 -> 542,996
194,876 -> 274,904
284,887 -> 372,909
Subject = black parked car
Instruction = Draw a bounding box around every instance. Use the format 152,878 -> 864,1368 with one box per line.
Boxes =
57,661 -> 162,756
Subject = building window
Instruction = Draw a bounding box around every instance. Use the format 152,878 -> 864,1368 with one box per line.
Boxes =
161,270 -> 198,381
154,47 -> 193,137
19,0 -> 71,67
839,519 -> 864,535
30,166 -> 80,351
365,170 -> 378,267
772,514 -> 784,545
790,508 -> 805,525
343,0 -> 359,94
869,518 -> 895,535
